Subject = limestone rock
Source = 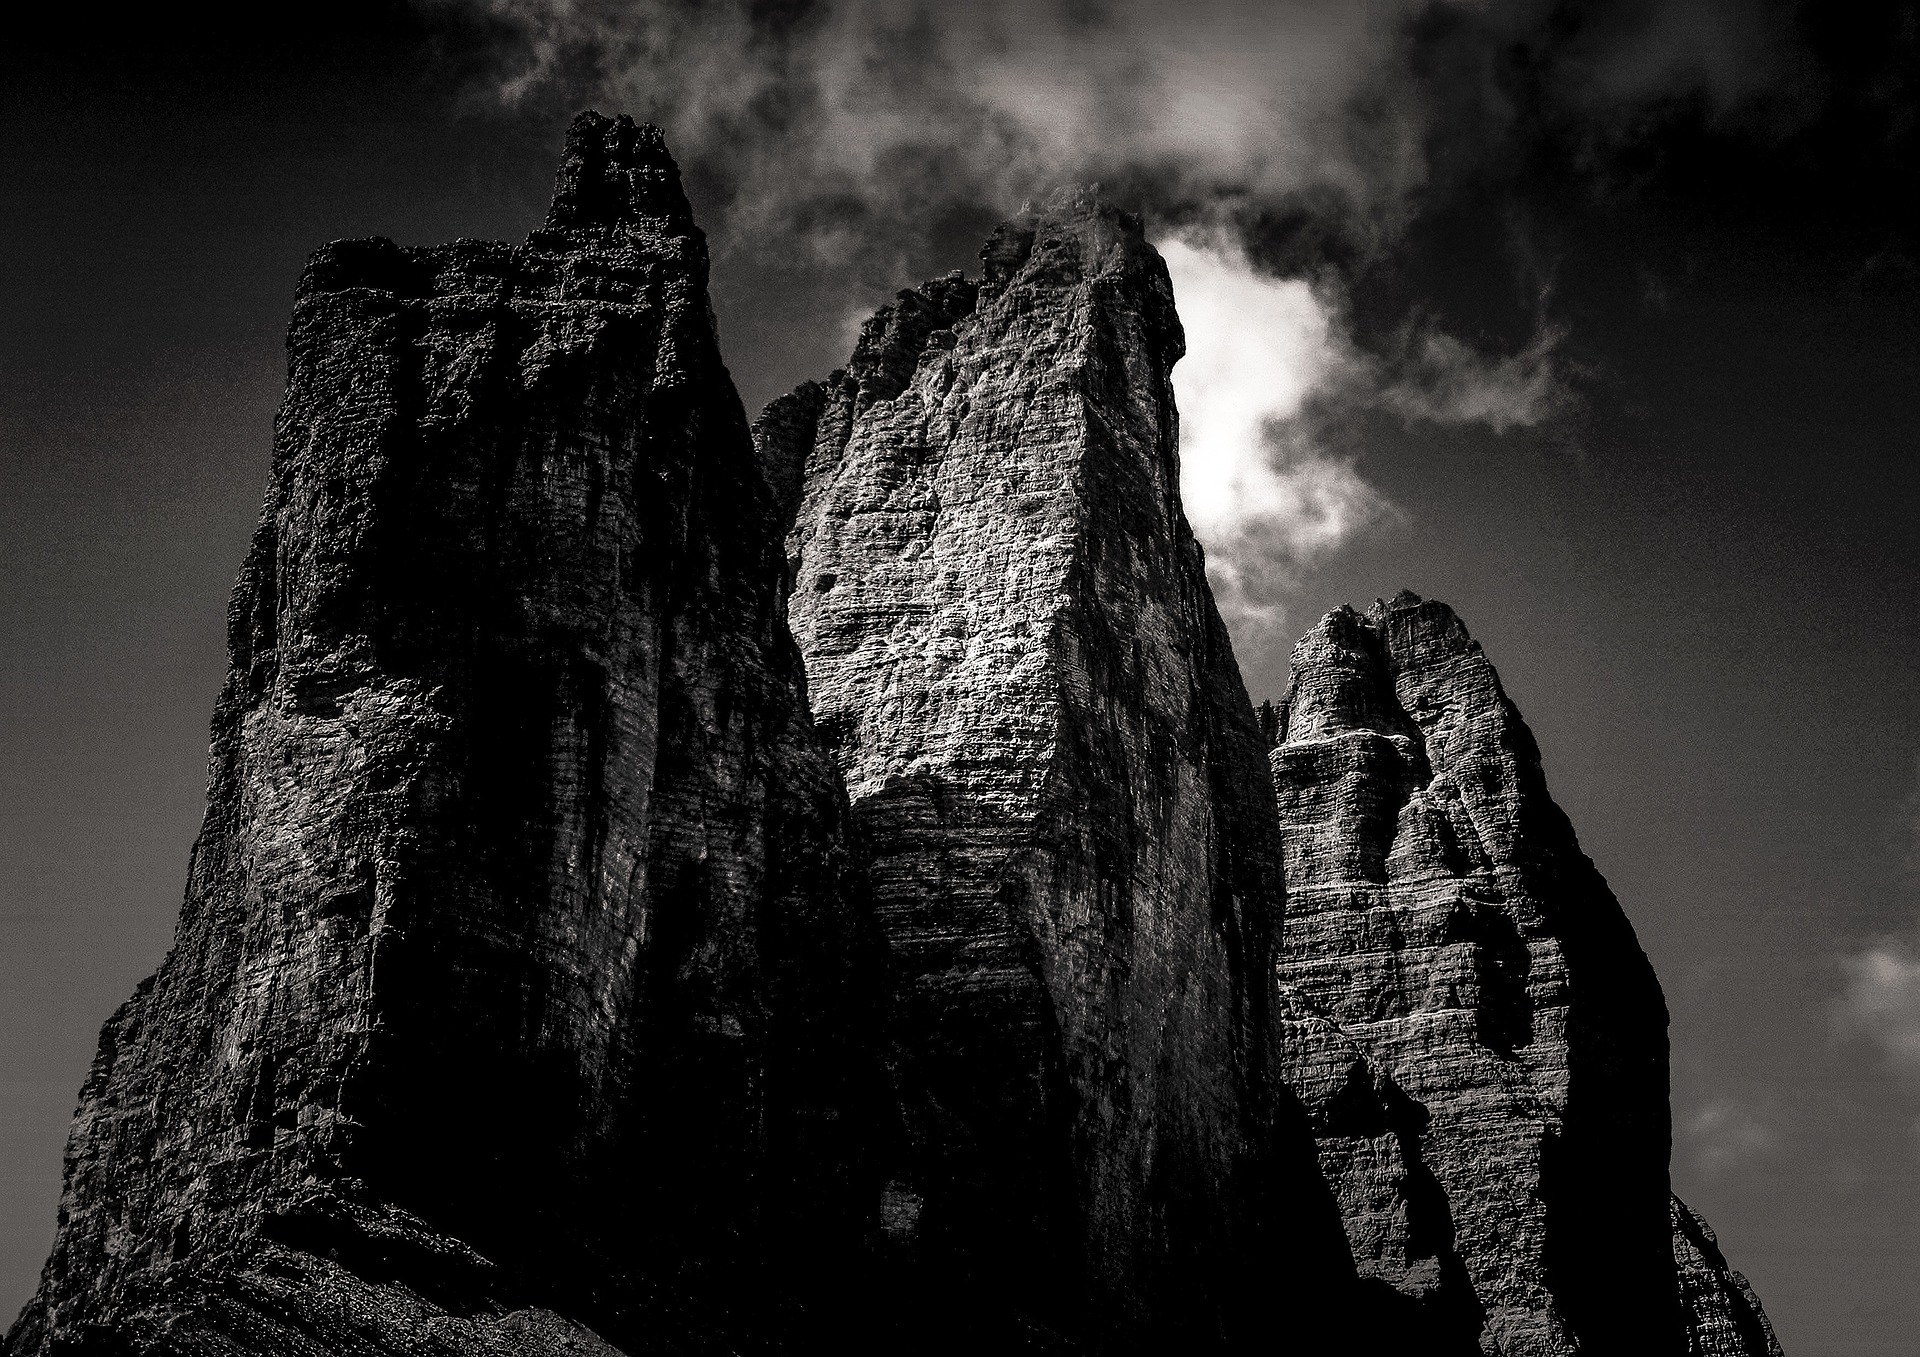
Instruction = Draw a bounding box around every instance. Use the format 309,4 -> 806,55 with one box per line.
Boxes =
1268,591 -> 1779,1355
5,112 -> 877,1356
1672,1196 -> 1784,1357
759,190 -> 1351,1350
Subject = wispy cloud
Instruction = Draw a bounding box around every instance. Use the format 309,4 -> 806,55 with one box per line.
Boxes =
1840,945 -> 1920,1079
442,0 -> 1805,267
1378,320 -> 1572,432
1839,760 -> 1920,1088
1683,1097 -> 1783,1178
453,0 -> 1430,270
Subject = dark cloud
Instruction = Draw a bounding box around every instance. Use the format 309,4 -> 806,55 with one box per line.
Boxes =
431,1 -> 1863,262
419,0 -> 1899,629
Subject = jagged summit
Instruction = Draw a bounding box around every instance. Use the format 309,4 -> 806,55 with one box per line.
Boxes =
542,110 -> 696,234
975,187 -> 1182,358
756,181 -> 1174,534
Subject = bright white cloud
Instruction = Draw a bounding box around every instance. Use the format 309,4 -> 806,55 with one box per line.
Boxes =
1161,236 -> 1387,636
1160,233 -> 1572,644
1162,238 -> 1348,538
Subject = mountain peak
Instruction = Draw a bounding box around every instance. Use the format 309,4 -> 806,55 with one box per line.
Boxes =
975,186 -> 1182,364
544,110 -> 695,233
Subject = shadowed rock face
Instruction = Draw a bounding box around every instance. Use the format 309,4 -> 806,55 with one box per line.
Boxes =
4,112 -> 877,1356
756,192 -> 1352,1351
1268,592 -> 1777,1356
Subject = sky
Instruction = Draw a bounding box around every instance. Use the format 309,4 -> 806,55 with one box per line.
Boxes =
3,2 -> 1917,1351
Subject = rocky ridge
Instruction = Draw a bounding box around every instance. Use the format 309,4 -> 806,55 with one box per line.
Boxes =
5,115 -> 1783,1357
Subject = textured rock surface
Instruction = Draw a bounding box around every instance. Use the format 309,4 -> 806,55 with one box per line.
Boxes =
1268,592 -> 1778,1355
5,113 -> 876,1355
1672,1196 -> 1785,1357
1272,983 -> 1480,1352
758,192 -> 1351,1350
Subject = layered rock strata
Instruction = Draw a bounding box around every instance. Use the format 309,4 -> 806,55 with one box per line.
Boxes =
1268,592 -> 1778,1355
6,113 -> 876,1356
757,192 -> 1351,1350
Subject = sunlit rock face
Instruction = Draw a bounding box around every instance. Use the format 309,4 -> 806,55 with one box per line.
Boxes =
1268,592 -> 1778,1356
3,113 -> 879,1357
757,191 -> 1354,1351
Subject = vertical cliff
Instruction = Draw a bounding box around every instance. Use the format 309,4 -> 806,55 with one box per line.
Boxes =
5,113 -> 876,1356
756,191 -> 1350,1350
1268,591 -> 1778,1355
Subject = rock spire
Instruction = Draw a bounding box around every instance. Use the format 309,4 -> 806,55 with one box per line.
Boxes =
5,112 -> 877,1356
756,188 -> 1352,1350
1267,591 -> 1780,1355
